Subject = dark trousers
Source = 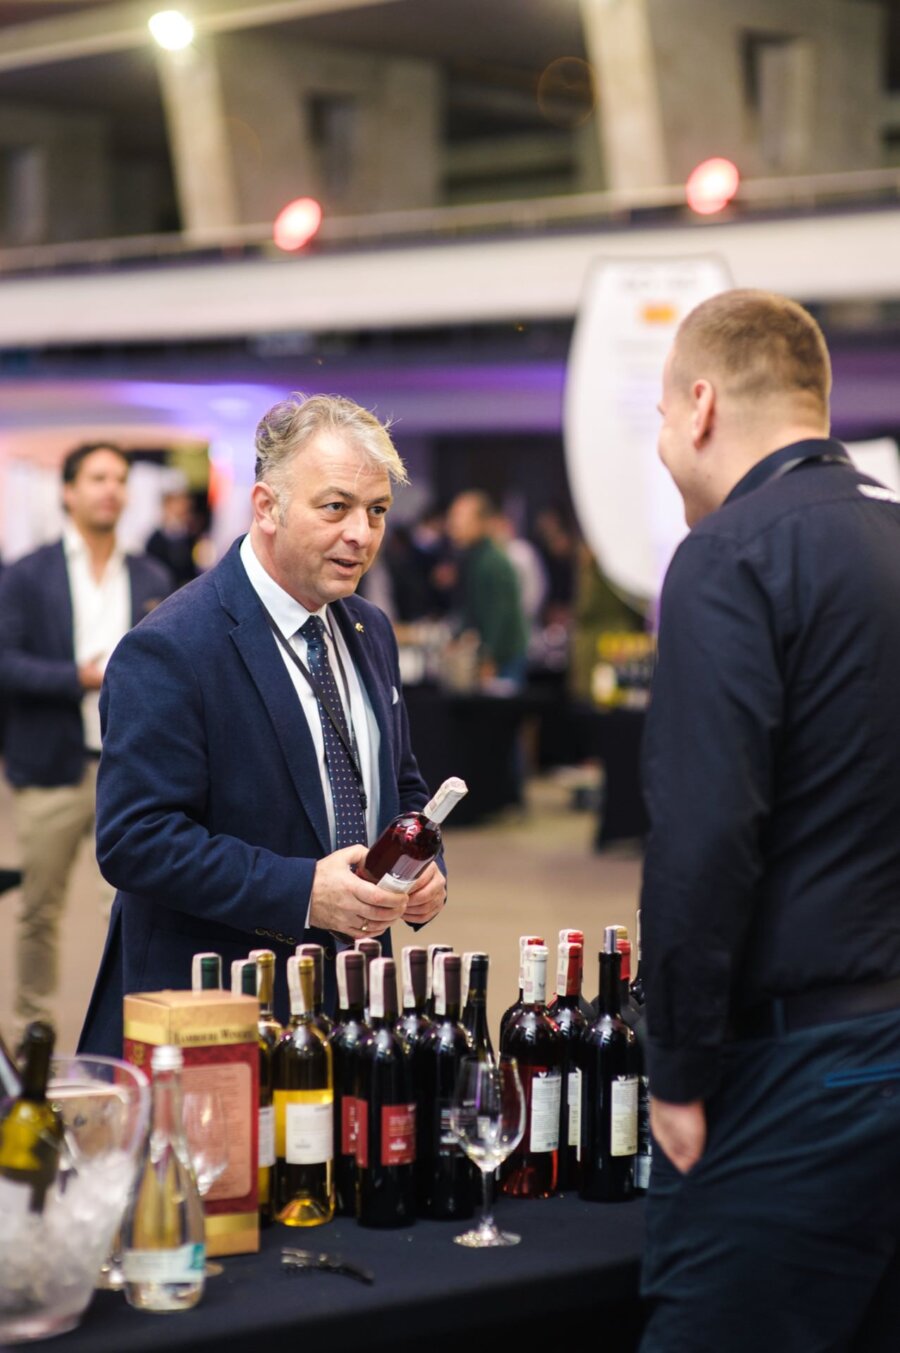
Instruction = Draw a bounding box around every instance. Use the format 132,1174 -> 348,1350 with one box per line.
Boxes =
641,1008 -> 900,1353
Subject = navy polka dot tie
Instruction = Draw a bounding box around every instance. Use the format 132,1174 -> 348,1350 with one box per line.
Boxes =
299,616 -> 368,850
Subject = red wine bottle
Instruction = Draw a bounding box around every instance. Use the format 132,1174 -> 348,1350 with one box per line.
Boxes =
274,956 -> 334,1226
355,938 -> 382,1022
361,777 -> 467,893
330,950 -> 369,1217
414,953 -> 476,1219
579,927 -> 638,1203
549,929 -> 593,1020
461,952 -> 494,1061
395,946 -> 432,1054
296,943 -> 334,1038
425,943 -> 453,1018
500,945 -> 562,1200
552,940 -> 587,1193
356,958 -> 417,1228
499,935 -> 545,1044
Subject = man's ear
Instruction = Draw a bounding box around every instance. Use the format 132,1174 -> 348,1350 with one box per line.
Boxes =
690,379 -> 715,448
251,481 -> 279,536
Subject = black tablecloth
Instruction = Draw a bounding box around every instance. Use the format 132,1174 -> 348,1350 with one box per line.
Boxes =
61,1195 -> 645,1353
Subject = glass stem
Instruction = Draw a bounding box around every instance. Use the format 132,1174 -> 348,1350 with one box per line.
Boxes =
480,1166 -> 494,1231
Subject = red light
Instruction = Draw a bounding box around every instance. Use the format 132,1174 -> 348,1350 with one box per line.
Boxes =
273,198 -> 323,251
685,158 -> 740,216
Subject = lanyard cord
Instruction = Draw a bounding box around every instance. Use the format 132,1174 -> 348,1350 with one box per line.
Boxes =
258,600 -> 368,812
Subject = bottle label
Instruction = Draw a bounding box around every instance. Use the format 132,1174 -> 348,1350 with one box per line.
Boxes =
567,1068 -> 582,1148
610,1075 -> 639,1157
122,1244 -> 206,1284
285,1099 -> 333,1165
378,856 -> 425,892
258,1104 -> 275,1168
356,1101 -> 417,1167
382,1104 -> 416,1165
341,1096 -> 359,1156
528,1068 -> 561,1153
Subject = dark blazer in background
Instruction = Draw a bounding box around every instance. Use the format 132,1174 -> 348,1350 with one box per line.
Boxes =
79,538 -> 433,1056
0,540 -> 172,787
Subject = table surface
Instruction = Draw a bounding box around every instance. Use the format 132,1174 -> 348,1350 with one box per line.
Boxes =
61,1194 -> 645,1353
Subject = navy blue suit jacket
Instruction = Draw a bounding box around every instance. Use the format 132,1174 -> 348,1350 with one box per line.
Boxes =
0,540 -> 172,787
79,538 -> 433,1055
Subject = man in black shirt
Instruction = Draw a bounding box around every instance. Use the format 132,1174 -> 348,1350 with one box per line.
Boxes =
640,290 -> 900,1351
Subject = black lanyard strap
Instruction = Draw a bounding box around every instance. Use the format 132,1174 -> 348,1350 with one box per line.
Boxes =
259,601 -> 368,812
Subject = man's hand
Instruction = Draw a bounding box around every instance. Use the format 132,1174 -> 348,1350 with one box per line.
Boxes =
650,1095 -> 706,1175
309,844 -> 407,940
403,861 -> 446,926
78,658 -> 105,690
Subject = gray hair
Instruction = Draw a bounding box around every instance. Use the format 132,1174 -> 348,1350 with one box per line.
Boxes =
254,393 -> 408,515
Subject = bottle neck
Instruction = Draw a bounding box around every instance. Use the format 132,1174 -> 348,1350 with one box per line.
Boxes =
597,952 -> 622,1018
19,1029 -> 53,1103
151,1068 -> 185,1140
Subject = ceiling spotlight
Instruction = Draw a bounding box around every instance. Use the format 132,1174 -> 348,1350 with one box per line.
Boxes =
148,10 -> 195,51
685,158 -> 740,216
273,198 -> 324,252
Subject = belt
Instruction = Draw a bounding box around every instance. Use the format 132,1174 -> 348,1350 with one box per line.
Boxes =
732,974 -> 900,1039
83,748 -> 102,761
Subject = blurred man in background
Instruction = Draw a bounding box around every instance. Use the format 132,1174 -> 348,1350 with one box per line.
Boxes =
445,489 -> 528,690
0,443 -> 171,1032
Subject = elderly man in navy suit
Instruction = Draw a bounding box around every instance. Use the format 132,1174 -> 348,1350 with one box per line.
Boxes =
0,443 -> 172,1032
79,394 -> 447,1055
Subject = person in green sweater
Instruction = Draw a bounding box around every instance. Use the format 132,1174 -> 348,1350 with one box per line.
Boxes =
446,491 -> 529,689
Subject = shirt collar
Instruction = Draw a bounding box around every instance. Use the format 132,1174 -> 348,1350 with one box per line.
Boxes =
724,438 -> 850,507
239,533 -> 328,638
62,521 -> 125,568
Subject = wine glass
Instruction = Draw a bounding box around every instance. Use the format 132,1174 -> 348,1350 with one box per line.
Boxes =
449,1055 -> 526,1248
182,1090 -> 229,1278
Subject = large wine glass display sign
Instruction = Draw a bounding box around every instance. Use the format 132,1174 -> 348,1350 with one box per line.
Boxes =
564,256 -> 732,608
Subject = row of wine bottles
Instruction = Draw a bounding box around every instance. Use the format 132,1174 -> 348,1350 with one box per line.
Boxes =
196,913 -> 649,1227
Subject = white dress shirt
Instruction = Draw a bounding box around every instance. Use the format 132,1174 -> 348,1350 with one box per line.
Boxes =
63,524 -> 130,754
240,533 -> 381,850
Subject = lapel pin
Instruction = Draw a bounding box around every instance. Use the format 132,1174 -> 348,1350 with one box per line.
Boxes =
355,622 -> 365,633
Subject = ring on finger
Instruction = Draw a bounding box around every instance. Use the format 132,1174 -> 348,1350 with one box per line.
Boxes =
360,918 -> 369,933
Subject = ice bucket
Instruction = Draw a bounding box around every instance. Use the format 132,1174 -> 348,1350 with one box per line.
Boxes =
0,1054 -> 150,1344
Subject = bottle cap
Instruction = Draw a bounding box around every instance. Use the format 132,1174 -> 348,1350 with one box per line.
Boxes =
151,1044 -> 183,1073
337,949 -> 365,1010
523,945 -> 549,1004
370,958 -> 398,1021
433,952 -> 461,1015
402,946 -> 427,1008
556,941 -> 582,998
422,777 -> 468,824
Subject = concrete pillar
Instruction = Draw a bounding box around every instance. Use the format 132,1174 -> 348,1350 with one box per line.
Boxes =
155,37 -> 241,235
579,0 -> 670,191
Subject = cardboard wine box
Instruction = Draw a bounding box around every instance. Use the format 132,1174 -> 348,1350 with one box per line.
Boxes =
124,990 -> 260,1257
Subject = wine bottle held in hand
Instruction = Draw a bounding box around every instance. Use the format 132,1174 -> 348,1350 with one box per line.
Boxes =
580,928 -> 639,1203
361,777 -> 467,893
356,958 -> 417,1228
274,956 -> 335,1226
500,945 -> 562,1200
0,1020 -> 63,1218
122,1045 -> 206,1312
330,950 -> 370,1217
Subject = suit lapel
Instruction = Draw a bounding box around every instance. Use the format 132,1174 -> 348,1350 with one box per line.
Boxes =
218,544 -> 332,856
48,543 -> 75,658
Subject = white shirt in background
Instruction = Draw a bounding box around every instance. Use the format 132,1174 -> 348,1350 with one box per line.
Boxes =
63,523 -> 130,754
